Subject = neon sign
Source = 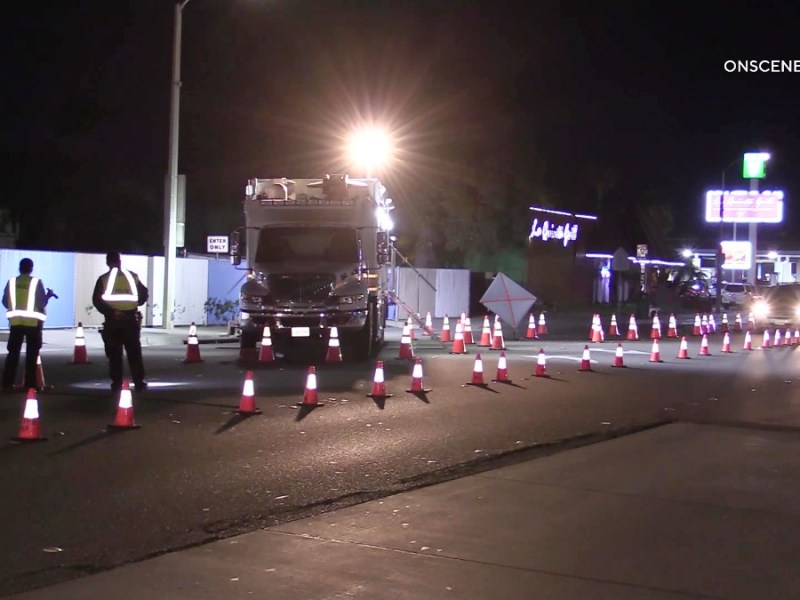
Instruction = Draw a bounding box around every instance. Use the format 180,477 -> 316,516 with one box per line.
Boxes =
704,190 -> 784,223
528,218 -> 579,247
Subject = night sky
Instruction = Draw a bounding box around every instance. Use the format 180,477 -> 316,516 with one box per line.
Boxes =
2,0 -> 799,257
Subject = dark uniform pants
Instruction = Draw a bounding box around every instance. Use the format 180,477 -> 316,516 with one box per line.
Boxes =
101,317 -> 145,388
2,325 -> 43,390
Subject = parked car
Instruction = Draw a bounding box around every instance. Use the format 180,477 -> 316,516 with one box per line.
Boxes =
750,284 -> 800,327
720,282 -> 754,308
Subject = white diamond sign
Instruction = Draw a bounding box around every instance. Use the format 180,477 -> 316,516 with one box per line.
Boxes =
479,273 -> 537,328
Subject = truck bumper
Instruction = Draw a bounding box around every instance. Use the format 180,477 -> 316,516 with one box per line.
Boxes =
242,309 -> 367,338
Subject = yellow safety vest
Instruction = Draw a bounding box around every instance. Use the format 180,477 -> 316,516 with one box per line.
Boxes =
101,268 -> 141,311
6,276 -> 46,326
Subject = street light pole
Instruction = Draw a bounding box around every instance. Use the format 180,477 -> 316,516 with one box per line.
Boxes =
716,158 -> 739,312
163,0 -> 192,329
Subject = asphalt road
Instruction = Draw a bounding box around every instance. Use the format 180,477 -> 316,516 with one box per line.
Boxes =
2,326 -> 799,597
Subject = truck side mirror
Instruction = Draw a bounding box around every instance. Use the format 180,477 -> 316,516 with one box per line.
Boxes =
376,231 -> 390,264
230,231 -> 242,266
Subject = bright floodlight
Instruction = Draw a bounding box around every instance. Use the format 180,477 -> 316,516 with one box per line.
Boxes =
767,251 -> 778,260
348,128 -> 393,176
681,249 -> 692,258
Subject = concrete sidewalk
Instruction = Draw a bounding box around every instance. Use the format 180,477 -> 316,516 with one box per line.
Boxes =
9,422 -> 800,599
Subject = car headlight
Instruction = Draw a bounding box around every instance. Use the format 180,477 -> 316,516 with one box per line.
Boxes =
336,294 -> 366,305
795,305 -> 800,319
753,300 -> 769,319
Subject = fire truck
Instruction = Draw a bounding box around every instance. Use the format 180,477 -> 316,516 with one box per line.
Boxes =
230,174 -> 394,360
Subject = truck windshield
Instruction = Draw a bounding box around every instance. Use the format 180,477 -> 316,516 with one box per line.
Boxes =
255,227 -> 358,263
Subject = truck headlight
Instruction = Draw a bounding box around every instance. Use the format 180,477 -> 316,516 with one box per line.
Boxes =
336,294 -> 366,305
753,300 -> 769,319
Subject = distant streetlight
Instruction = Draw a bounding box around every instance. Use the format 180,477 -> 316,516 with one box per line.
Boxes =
347,127 -> 394,178
163,0 -> 193,329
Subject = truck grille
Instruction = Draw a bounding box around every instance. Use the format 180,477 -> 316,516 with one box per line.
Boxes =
268,273 -> 334,304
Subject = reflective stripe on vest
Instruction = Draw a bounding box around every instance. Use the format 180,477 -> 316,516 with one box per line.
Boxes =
6,277 -> 46,322
101,268 -> 139,305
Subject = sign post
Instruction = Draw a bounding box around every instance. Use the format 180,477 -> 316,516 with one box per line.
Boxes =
742,152 -> 770,285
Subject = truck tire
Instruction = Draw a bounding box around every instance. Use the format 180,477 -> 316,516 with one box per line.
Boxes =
345,300 -> 380,361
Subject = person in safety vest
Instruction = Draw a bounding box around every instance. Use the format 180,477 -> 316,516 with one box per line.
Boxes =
92,251 -> 149,392
2,258 -> 56,392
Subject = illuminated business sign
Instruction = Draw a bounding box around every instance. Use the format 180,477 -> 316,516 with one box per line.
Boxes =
528,207 -> 595,247
704,190 -> 784,223
528,218 -> 579,246
721,240 -> 752,270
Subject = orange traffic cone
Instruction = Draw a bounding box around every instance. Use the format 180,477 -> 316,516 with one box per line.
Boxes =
69,322 -> 90,364
526,313 -> 537,339
423,311 -> 433,336
699,334 -> 711,356
16,355 -> 54,391
626,314 -> 639,340
773,329 -> 783,347
579,345 -> 593,371
608,314 -> 620,337
493,351 -> 512,383
700,314 -> 709,335
449,321 -> 467,354
397,324 -> 415,360
747,312 -> 755,332
236,370 -> 261,415
367,361 -> 393,398
721,332 -> 733,353
108,381 -> 140,429
650,314 -> 662,340
12,388 -> 47,442
692,314 -> 702,336
299,366 -> 322,406
666,314 -> 678,338
534,348 -> 549,377
490,320 -> 505,350
591,315 -> 604,343
794,329 -> 800,345
477,316 -> 492,347
677,336 -> 690,359
537,313 -> 548,336
649,339 -> 662,363
785,329 -> 792,346
183,323 -> 203,364
720,313 -> 729,333
708,314 -> 717,334
612,343 -> 625,368
258,326 -> 276,363
760,330 -> 771,349
743,330 -> 753,351
463,317 -> 474,345
589,314 -> 599,341
466,353 -> 488,386
406,316 -> 416,340
406,358 -> 432,393
326,326 -> 343,364
440,315 -> 452,343
734,313 -> 743,332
